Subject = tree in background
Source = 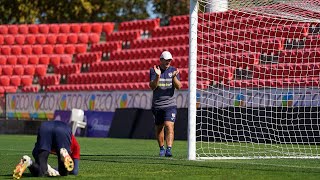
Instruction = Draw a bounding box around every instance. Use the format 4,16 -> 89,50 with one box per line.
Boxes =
150,0 -> 189,19
0,0 -> 151,24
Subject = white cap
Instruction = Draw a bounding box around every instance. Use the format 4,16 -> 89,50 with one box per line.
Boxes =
160,51 -> 173,60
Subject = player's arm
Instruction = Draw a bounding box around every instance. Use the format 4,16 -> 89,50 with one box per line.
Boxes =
70,135 -> 80,175
149,65 -> 161,90
172,68 -> 182,90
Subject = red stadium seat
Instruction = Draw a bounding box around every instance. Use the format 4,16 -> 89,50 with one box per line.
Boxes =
35,65 -> 47,76
78,33 -> 89,44
7,56 -> 18,65
17,56 -> 28,65
0,36 -> 4,45
0,25 -> 8,34
15,35 -> 26,45
54,44 -> 65,54
0,56 -> 6,65
46,34 -> 57,44
11,45 -> 22,55
88,33 -> 100,44
57,34 -> 68,44
25,35 -> 36,45
0,76 -> 10,86
21,76 -> 34,86
60,55 -> 72,64
75,44 -> 87,53
70,23 -> 81,33
38,24 -> 49,34
13,66 -> 24,75
80,23 -> 91,33
91,23 -> 102,33
49,24 -> 60,33
35,34 -> 46,44
8,25 -> 18,34
64,44 -> 75,54
24,65 -> 36,76
18,25 -> 29,34
59,24 -> 70,33
49,55 -> 61,67
102,22 -> 115,35
4,35 -> 14,45
32,45 -> 43,55
10,75 -> 21,86
2,66 -> 13,75
28,55 -> 39,65
22,45 -> 32,55
67,33 -> 78,44
28,24 -> 39,34
39,55 -> 50,65
43,45 -> 54,54
1,46 -> 11,55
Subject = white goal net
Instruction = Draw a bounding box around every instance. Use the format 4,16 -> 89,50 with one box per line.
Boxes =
188,0 -> 320,160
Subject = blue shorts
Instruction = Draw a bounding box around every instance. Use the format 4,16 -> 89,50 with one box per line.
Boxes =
33,121 -> 72,156
152,107 -> 177,125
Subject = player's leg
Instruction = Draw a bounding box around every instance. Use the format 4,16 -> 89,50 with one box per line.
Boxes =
13,155 -> 32,179
153,108 -> 166,156
36,150 -> 50,176
164,121 -> 174,157
57,148 -> 73,176
53,121 -> 74,175
164,107 -> 177,157
155,124 -> 165,156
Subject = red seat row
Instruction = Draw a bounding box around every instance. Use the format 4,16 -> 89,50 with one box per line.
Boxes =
21,85 -> 39,92
0,54 -> 72,66
0,65 -> 47,76
151,24 -> 189,37
109,45 -> 188,60
130,35 -> 189,49
0,22 -> 114,35
229,77 -> 320,88
46,82 -> 150,92
0,33 -> 100,45
252,63 -> 320,79
54,63 -> 81,75
118,18 -> 160,31
201,38 -> 284,54
200,53 -> 259,69
67,70 -> 149,84
0,44 -> 87,55
39,74 -> 61,86
278,48 -> 320,63
0,75 -> 33,86
106,30 -> 142,41
90,41 -> 122,53
75,52 -> 102,64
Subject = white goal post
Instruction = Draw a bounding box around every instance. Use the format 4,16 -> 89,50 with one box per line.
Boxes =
188,0 -> 320,160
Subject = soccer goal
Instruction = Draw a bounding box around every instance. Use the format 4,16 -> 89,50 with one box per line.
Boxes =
188,0 -> 320,160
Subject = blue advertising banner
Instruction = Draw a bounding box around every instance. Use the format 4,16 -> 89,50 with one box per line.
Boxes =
85,111 -> 114,138
53,110 -> 114,138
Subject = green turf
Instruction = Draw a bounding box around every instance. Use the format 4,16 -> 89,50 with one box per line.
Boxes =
1,135 -> 320,180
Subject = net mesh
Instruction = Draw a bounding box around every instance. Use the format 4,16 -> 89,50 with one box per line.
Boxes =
194,0 -> 320,159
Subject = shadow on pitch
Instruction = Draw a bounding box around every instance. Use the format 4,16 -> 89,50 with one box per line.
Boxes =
80,154 -> 320,174
0,173 -> 33,179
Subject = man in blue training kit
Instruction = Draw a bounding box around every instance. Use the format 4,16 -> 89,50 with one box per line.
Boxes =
149,50 -> 182,157
13,121 -> 80,179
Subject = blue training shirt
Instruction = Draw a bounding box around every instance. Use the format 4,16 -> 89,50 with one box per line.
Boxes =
150,66 -> 180,109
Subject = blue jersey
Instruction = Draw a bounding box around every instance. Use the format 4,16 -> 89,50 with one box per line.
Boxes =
150,66 -> 180,109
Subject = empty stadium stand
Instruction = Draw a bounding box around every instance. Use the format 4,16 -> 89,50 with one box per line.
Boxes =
0,5 -> 319,94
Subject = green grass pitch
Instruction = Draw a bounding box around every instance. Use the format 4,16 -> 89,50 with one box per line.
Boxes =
1,135 -> 320,179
